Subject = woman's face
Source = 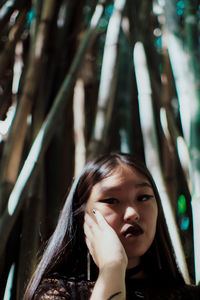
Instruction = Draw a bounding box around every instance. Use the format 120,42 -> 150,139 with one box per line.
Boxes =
85,164 -> 158,268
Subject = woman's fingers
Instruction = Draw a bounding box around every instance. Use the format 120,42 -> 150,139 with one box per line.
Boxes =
84,210 -> 112,235
84,212 -> 97,228
85,237 -> 97,265
84,222 -> 93,240
93,209 -> 109,229
85,237 -> 92,252
84,209 -> 128,270
84,213 -> 100,246
84,215 -> 97,263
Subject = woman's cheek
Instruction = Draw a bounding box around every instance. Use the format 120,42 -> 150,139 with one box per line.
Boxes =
100,211 -> 118,231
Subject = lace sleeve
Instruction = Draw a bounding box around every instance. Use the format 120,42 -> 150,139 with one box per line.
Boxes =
33,276 -> 95,300
33,277 -> 71,300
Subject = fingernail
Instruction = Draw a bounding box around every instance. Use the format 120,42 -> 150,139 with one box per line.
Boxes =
92,209 -> 96,214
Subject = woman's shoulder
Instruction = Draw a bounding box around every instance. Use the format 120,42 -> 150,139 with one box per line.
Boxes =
152,272 -> 200,299
175,283 -> 200,299
153,282 -> 200,299
33,273 -> 95,300
126,276 -> 200,300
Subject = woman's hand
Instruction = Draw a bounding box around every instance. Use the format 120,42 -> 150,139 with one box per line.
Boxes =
84,210 -> 127,300
84,210 -> 128,271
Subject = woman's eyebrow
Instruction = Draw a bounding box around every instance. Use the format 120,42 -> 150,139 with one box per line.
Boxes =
100,186 -> 122,193
135,182 -> 152,188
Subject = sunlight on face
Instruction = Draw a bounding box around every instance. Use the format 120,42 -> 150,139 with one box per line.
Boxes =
85,164 -> 158,268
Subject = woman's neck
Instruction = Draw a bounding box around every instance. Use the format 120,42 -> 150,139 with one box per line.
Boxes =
127,257 -> 141,269
126,261 -> 146,279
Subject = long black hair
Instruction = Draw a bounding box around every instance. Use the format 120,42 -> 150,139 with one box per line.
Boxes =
23,152 -> 184,299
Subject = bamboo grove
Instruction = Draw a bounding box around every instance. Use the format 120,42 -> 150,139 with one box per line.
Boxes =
0,0 -> 200,298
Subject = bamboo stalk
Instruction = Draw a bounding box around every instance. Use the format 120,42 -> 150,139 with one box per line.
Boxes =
88,0 -> 127,159
0,0 -> 30,35
163,0 -> 192,146
0,0 -> 57,215
152,32 -> 184,209
184,0 -> 200,281
152,25 -> 192,200
31,0 -> 43,43
37,0 -> 85,210
73,78 -> 86,176
133,41 -> 190,283
0,2 -> 16,36
0,0 -> 11,10
42,0 -> 85,106
0,212 -> 21,297
15,64 -> 47,299
16,176 -> 45,300
0,76 -> 12,121
0,0 -> 104,264
184,0 -> 200,87
112,29 -> 133,154
0,10 -> 27,80
163,0 -> 200,284
0,252 -> 6,299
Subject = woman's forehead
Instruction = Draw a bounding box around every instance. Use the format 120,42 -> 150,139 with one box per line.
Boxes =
92,164 -> 152,191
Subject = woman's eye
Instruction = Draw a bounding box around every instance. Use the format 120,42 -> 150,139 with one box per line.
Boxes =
99,198 -> 118,204
138,194 -> 153,202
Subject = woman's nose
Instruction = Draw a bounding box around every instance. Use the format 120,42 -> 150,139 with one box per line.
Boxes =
124,206 -> 140,222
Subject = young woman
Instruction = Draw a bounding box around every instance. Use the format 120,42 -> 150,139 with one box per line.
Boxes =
23,153 -> 200,299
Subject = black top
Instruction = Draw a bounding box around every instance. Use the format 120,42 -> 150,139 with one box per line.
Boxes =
33,273 -> 200,300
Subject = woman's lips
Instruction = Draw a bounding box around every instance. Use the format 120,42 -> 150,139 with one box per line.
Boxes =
122,224 -> 144,238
